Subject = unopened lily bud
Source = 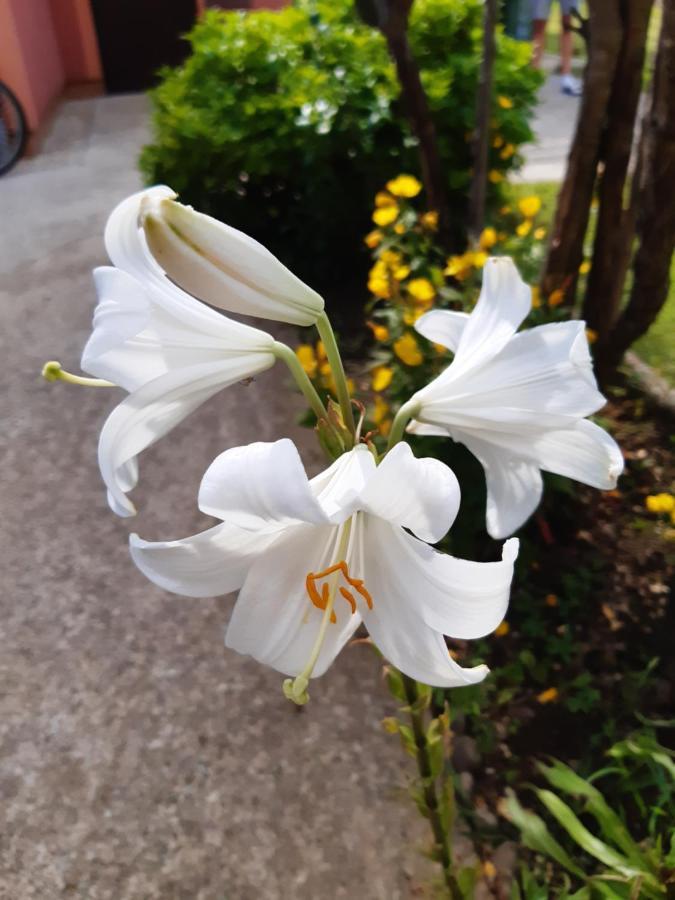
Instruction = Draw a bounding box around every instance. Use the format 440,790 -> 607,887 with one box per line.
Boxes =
140,190 -> 324,327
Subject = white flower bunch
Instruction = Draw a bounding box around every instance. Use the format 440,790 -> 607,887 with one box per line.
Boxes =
44,188 -> 622,704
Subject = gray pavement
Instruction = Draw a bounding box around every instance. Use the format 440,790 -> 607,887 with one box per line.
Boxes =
0,94 -> 438,900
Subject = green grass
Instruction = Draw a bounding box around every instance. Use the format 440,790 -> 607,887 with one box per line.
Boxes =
507,180 -> 675,385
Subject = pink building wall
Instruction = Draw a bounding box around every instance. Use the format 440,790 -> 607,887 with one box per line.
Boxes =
0,0 -> 101,132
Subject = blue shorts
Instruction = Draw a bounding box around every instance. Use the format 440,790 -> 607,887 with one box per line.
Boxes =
532,0 -> 574,18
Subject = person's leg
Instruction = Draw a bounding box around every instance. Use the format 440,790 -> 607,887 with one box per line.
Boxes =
559,0 -> 582,95
531,0 -> 551,68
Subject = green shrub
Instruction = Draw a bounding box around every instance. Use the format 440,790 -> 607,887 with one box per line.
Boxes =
140,0 -> 540,305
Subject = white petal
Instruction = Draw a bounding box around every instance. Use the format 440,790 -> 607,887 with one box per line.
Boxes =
365,519 -> 517,638
226,523 -> 360,678
360,442 -> 460,543
357,519 -> 492,687
415,309 -> 470,352
99,356 -> 273,516
310,444 -> 377,520
406,421 -> 449,438
142,197 -> 325,327
129,522 -> 282,598
104,188 -> 277,350
199,439 -> 328,528
459,433 -> 544,538
518,419 -> 623,489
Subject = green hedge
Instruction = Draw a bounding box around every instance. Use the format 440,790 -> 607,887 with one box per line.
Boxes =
140,0 -> 540,302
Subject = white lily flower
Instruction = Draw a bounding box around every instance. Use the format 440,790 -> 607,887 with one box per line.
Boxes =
139,186 -> 325,327
408,257 -> 623,539
130,438 -> 518,699
81,189 -> 279,517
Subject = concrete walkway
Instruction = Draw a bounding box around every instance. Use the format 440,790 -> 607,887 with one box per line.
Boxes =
0,95 -> 436,900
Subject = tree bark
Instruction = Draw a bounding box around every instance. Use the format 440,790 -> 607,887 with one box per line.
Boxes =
379,0 -> 451,244
582,0 -> 653,336
540,1 -> 623,304
595,0 -> 675,380
468,0 -> 498,238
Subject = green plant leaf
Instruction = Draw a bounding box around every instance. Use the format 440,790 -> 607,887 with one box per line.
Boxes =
500,791 -> 584,877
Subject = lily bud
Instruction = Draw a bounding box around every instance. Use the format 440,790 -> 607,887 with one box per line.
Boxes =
139,190 -> 324,327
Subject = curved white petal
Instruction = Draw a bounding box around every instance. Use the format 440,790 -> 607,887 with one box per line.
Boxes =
142,197 -> 325,327
104,188 -> 277,349
199,439 -> 329,529
99,356 -> 273,516
458,433 -> 544,538
415,309 -> 470,352
519,419 -> 624,489
226,523 -> 361,678
357,519 -> 492,687
364,518 -> 517,638
406,421 -> 449,438
129,521 -> 283,598
452,257 -> 531,374
360,442 -> 460,543
309,444 -> 377,520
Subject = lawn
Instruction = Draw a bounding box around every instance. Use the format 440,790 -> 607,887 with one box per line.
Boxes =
507,180 -> 675,385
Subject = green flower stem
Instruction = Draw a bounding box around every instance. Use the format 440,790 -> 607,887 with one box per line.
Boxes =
401,673 -> 462,900
315,312 -> 356,437
386,399 -> 421,452
273,341 -> 329,423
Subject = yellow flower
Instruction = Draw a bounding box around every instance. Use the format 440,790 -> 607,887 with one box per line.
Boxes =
433,342 -> 447,355
470,250 -> 488,268
492,135 -> 504,149
380,249 -> 402,266
393,332 -> 423,366
372,394 -> 389,425
518,195 -> 541,218
548,288 -> 565,308
579,260 -> 591,275
585,328 -> 598,344
375,191 -> 396,208
516,220 -> 532,237
494,621 -> 510,637
366,320 -> 389,342
533,226 -> 546,240
316,340 -> 327,362
479,226 -> 497,250
386,174 -> 422,198
372,205 -> 399,227
646,493 -> 675,514
420,210 -> 438,230
545,593 -> 558,607
371,365 -> 393,392
364,229 -> 382,248
445,253 -> 473,281
403,306 -> 425,326
531,286 -> 541,308
537,687 -> 559,705
394,223 -> 405,235
407,278 -> 435,303
295,344 -> 317,379
498,95 -> 514,109
368,276 -> 391,299
378,417 -> 392,437
488,170 -> 503,183
393,265 -> 410,280
500,143 -> 515,160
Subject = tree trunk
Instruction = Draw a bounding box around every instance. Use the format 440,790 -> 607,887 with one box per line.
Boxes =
468,0 -> 498,238
380,0 -> 452,244
595,0 -> 675,380
540,1 -> 623,304
582,0 -> 653,336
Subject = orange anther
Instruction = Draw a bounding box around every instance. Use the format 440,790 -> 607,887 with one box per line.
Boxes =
305,560 -> 373,621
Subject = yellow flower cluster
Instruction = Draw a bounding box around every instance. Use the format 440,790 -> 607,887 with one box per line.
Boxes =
393,332 -> 423,366
445,248 -> 488,281
295,342 -> 355,398
368,249 -> 411,299
646,493 -> 675,523
386,174 -> 422,198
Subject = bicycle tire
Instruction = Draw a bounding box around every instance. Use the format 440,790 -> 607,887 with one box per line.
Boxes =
0,81 -> 27,176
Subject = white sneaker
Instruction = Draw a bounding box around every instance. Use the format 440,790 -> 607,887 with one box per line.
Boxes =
561,75 -> 582,96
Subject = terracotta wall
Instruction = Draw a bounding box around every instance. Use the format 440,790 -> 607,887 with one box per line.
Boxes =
0,0 -> 101,131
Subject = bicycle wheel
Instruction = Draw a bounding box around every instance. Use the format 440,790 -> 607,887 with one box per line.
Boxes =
0,81 -> 27,176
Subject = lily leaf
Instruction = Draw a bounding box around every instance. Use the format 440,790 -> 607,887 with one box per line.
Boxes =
500,791 -> 584,877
